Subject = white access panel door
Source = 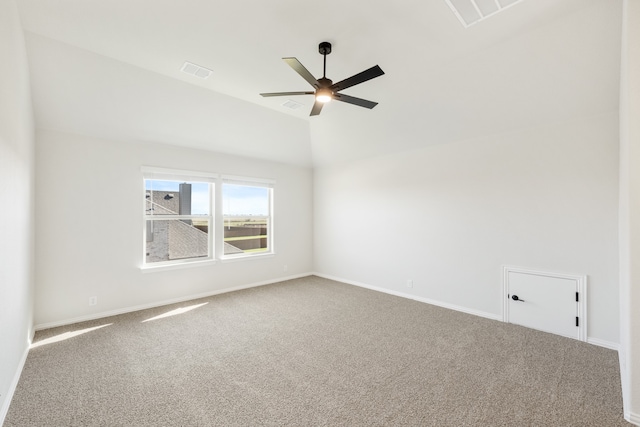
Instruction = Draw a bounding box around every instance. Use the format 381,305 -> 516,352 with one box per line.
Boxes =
503,267 -> 587,341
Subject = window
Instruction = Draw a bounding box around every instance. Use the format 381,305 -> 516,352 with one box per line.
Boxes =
222,179 -> 273,257
143,169 -> 215,267
142,168 -> 274,268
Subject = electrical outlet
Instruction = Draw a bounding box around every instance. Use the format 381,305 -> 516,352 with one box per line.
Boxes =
406,279 -> 413,288
283,265 -> 288,272
89,296 -> 97,306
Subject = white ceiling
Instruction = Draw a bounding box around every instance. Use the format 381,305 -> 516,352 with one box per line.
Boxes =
16,0 -> 622,166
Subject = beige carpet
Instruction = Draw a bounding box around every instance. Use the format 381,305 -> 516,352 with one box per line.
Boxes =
5,276 -> 629,426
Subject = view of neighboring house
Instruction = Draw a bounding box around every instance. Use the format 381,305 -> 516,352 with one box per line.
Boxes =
145,185 -> 210,262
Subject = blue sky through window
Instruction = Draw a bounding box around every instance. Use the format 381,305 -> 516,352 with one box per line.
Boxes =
223,184 -> 269,216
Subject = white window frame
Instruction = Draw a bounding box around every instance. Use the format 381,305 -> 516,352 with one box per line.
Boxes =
142,167 -> 217,269
141,168 -> 275,270
220,175 -> 275,261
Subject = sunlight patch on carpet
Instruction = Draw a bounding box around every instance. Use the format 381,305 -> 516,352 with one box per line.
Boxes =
141,302 -> 209,323
30,324 -> 113,349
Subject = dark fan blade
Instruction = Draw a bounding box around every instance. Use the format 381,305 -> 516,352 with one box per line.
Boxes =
333,93 -> 378,109
283,58 -> 320,89
310,101 -> 324,116
330,65 -> 384,92
260,91 -> 314,97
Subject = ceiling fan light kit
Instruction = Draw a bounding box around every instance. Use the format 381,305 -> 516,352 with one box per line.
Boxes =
315,88 -> 333,103
260,41 -> 385,116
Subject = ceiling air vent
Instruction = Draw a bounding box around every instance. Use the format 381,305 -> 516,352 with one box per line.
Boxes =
444,0 -> 524,28
281,100 -> 304,110
181,61 -> 212,79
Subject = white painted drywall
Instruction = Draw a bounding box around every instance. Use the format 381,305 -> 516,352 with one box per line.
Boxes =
33,129 -> 313,327
619,0 -> 640,423
308,0 -> 622,167
314,113 -> 619,344
24,33 -> 313,168
0,0 -> 35,421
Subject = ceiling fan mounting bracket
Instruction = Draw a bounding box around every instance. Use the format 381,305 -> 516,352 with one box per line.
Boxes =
318,42 -> 332,56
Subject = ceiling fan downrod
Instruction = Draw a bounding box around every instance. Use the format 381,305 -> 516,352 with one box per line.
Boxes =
318,41 -> 332,79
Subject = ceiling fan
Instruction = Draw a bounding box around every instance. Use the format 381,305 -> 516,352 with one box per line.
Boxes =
260,42 -> 385,116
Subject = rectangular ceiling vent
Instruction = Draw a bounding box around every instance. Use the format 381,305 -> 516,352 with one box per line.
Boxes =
181,61 -> 212,79
444,0 -> 524,28
282,100 -> 304,110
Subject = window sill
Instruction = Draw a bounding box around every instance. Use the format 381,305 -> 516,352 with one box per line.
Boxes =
140,259 -> 217,273
220,252 -> 275,263
140,252 -> 275,272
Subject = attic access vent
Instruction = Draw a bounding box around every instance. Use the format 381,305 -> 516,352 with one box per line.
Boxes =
444,0 -> 524,28
281,100 -> 304,110
181,61 -> 212,79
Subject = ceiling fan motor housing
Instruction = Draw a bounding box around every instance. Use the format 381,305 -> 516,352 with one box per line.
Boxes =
317,77 -> 333,88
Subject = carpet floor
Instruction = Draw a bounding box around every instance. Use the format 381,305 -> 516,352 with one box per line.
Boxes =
5,276 -> 629,426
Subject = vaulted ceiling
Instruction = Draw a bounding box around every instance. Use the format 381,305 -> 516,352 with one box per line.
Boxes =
16,0 -> 622,166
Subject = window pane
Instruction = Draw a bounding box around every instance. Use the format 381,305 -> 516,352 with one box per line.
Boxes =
223,218 -> 269,255
222,184 -> 269,216
223,184 -> 270,255
145,219 -> 210,263
145,180 -> 210,216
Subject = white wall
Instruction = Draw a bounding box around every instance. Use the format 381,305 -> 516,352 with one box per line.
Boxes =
619,0 -> 640,423
34,129 -> 313,327
314,113 -> 620,345
24,33 -> 313,168
0,0 -> 35,421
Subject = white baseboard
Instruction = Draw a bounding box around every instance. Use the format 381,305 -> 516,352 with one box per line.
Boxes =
586,337 -> 619,351
34,273 -> 313,331
626,411 -> 640,426
314,273 -> 621,351
619,354 -> 640,426
313,272 -> 502,322
0,332 -> 33,426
